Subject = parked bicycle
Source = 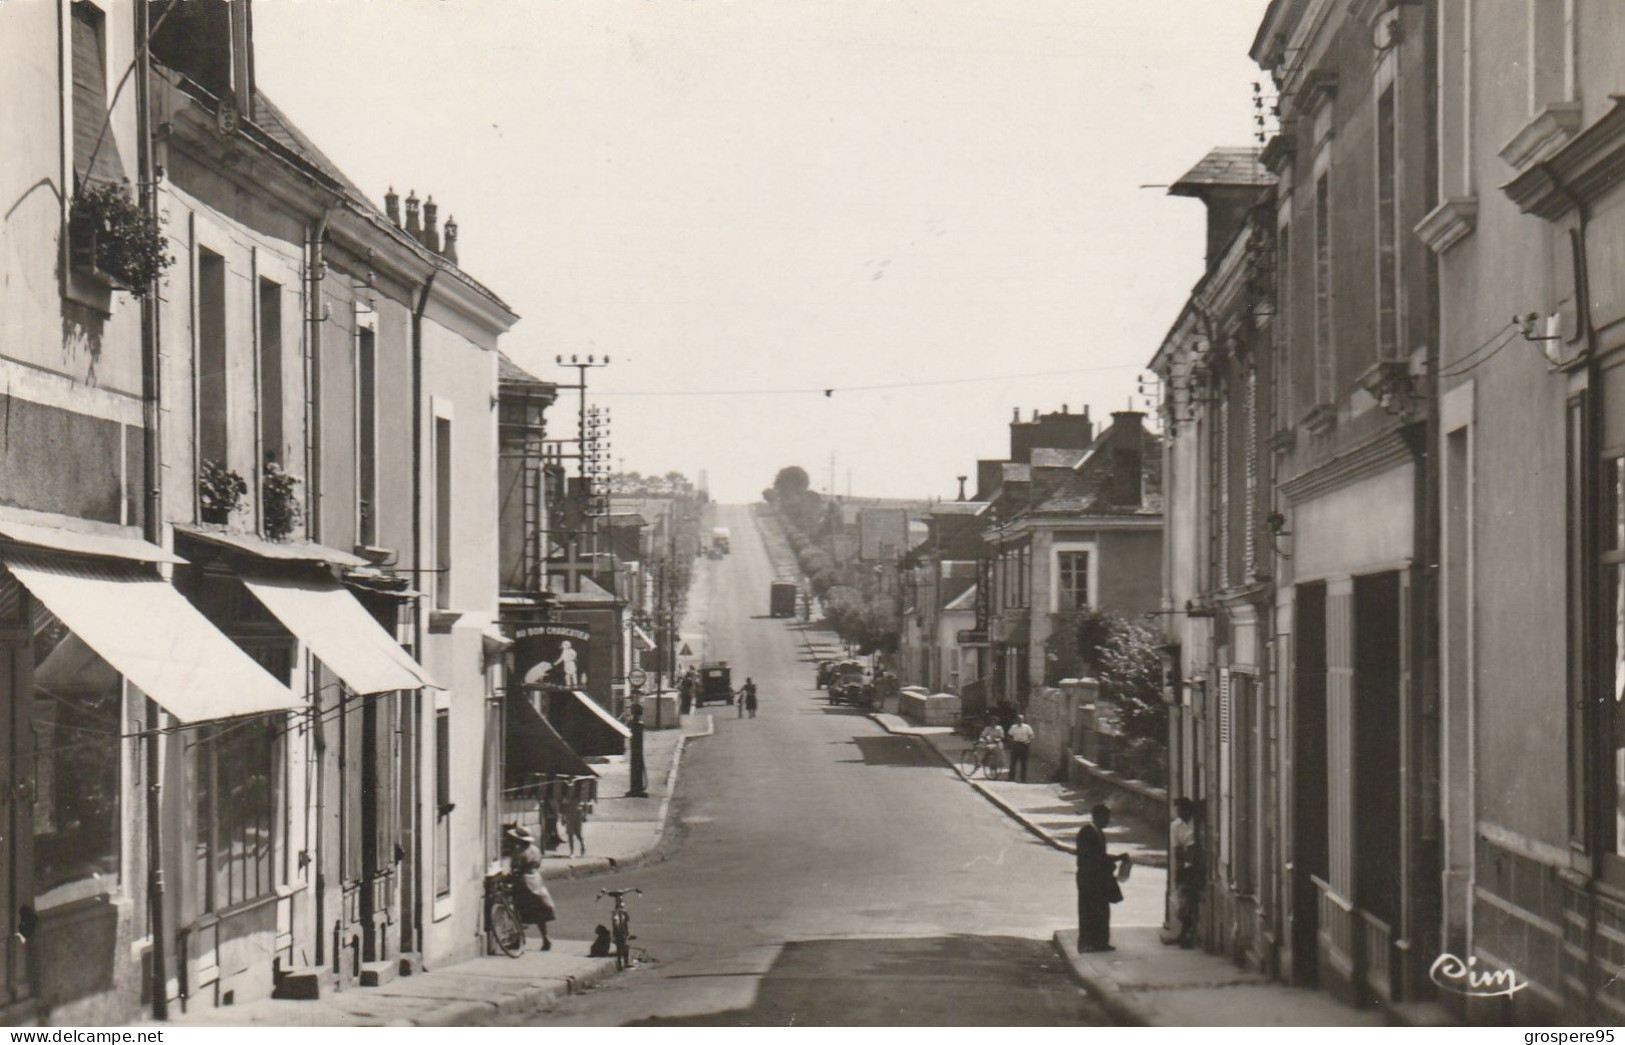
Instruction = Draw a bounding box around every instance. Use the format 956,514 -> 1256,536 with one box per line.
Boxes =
596,887 -> 643,970
485,871 -> 526,958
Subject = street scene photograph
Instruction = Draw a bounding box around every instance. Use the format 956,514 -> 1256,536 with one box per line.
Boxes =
1,0 -> 1623,1034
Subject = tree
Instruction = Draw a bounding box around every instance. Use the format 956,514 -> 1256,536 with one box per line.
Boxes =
773,466 -> 811,500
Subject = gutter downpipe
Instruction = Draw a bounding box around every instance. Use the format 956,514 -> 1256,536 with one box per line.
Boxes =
303,205 -> 332,970
134,0 -> 168,1021
407,266 -> 439,960
1412,0 -> 1443,992
1541,157 -> 1599,1011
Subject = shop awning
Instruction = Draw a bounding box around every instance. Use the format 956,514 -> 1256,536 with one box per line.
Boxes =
0,516 -> 184,564
505,693 -> 596,783
241,576 -> 439,695
0,552 -> 302,723
571,689 -> 631,738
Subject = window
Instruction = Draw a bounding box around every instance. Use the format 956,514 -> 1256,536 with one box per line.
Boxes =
70,1 -> 123,186
1218,393 -> 1231,587
434,708 -> 451,897
1376,86 -> 1399,360
1567,394 -> 1590,849
194,717 -> 279,912
1057,550 -> 1090,611
29,600 -> 120,905
198,250 -> 229,470
258,278 -> 283,469
356,326 -> 377,547
1276,224 -> 1292,425
1244,368 -> 1259,578
434,417 -> 453,610
1314,173 -> 1334,403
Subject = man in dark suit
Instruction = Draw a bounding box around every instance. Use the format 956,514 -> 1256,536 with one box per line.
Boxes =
1076,804 -> 1126,952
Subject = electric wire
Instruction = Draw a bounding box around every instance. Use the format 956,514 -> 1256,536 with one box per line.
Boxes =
591,362 -> 1145,398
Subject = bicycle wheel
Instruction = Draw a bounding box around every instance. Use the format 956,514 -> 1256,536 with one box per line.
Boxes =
958,746 -> 980,776
613,912 -> 631,970
489,899 -> 526,958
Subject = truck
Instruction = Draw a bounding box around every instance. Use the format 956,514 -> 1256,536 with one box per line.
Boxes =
697,662 -> 733,706
769,581 -> 797,618
711,526 -> 731,557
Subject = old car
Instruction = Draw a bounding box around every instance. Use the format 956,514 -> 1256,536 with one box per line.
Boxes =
696,661 -> 734,706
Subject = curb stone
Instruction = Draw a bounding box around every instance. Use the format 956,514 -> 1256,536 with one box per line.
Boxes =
1050,931 -> 1153,1027
869,713 -> 1174,868
542,713 -> 717,881
412,961 -> 619,1027
869,712 -> 1078,856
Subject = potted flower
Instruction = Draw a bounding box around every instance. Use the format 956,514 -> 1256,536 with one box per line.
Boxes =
199,459 -> 248,525
69,179 -> 173,297
262,461 -> 304,541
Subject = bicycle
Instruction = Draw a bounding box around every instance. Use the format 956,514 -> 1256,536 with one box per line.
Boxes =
959,739 -> 1005,780
596,887 -> 642,970
484,872 -> 526,958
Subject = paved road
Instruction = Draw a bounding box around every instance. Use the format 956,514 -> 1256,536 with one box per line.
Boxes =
521,504 -> 1112,1026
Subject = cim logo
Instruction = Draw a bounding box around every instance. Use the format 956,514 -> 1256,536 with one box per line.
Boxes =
1429,953 -> 1529,999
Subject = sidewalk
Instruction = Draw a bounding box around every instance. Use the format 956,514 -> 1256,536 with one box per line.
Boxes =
538,711 -> 715,880
1052,927 -> 1386,1027
154,945 -> 617,1028
869,713 -> 1168,868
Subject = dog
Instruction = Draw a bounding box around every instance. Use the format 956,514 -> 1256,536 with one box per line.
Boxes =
589,924 -> 613,958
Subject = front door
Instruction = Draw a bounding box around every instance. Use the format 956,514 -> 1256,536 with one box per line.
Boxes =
0,580 -> 36,1016
1290,582 -> 1328,986
359,691 -> 399,964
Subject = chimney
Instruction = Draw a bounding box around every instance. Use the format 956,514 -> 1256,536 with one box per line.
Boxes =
404,191 -> 422,239
1012,407 -> 1020,423
975,459 -> 1005,501
442,216 -> 459,264
1107,411 -> 1146,508
422,196 -> 441,252
1061,403 -> 1068,413
956,475 -> 968,501
384,186 -> 400,227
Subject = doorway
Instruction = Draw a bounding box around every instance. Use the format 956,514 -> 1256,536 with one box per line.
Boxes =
1291,582 -> 1328,986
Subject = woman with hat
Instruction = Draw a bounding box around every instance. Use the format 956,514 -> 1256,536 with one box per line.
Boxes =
503,825 -> 556,951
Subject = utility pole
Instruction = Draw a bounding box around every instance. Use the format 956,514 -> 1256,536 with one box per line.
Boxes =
550,354 -> 610,584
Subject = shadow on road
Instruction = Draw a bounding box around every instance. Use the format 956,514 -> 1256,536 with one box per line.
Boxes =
626,935 -> 1103,1026
837,734 -> 938,767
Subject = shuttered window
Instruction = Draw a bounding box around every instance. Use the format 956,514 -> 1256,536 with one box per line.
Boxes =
71,2 -> 125,186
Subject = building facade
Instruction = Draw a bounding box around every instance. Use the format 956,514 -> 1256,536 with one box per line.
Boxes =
0,1 -> 518,1023
1429,0 -> 1625,1023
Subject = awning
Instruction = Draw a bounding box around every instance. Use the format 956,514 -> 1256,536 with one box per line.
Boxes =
572,689 -> 631,738
0,516 -> 184,564
1,552 -> 302,723
505,693 -> 595,783
176,525 -> 368,568
241,576 -> 438,695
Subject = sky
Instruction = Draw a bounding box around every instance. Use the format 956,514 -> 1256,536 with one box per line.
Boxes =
252,0 -> 1273,504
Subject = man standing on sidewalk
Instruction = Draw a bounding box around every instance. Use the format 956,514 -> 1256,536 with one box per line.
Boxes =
1006,715 -> 1035,781
1077,804 -> 1126,952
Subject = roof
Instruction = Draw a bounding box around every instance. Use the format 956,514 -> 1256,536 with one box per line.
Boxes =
1168,147 -> 1275,197
499,351 -> 551,386
1030,447 -> 1089,469
232,89 -> 513,314
1001,463 -> 1031,483
944,580 -> 978,612
931,501 -> 988,517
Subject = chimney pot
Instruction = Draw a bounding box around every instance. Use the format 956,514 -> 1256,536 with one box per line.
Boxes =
423,195 -> 440,252
1012,407 -> 1020,422
442,215 -> 459,264
404,191 -> 422,237
1061,403 -> 1069,414
384,186 -> 400,227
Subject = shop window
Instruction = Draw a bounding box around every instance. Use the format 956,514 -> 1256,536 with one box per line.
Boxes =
30,601 -> 120,905
194,716 -> 279,912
